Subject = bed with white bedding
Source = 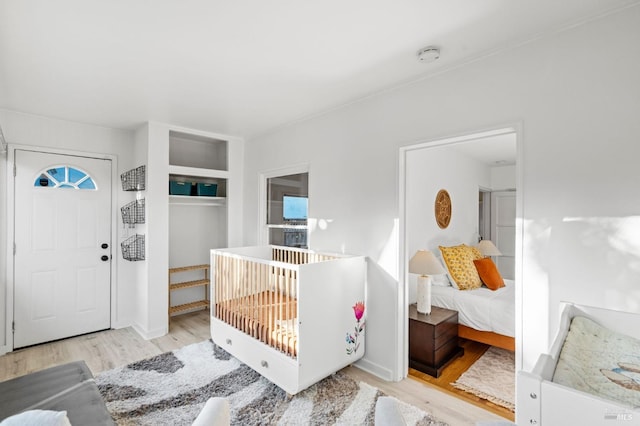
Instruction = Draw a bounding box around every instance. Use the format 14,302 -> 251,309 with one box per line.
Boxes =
431,279 -> 515,350
426,243 -> 516,350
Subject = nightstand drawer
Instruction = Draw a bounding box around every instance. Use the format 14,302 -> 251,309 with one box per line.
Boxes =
434,316 -> 457,348
434,337 -> 460,366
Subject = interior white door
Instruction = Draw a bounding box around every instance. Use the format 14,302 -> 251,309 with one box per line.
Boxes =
491,190 -> 516,280
14,150 -> 112,348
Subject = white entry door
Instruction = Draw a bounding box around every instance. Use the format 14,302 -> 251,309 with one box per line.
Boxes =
14,150 -> 112,348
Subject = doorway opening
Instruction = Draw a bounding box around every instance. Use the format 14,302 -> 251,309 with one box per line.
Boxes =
398,125 -> 522,417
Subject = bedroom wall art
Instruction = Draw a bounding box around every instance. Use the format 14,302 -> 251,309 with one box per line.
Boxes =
435,189 -> 452,229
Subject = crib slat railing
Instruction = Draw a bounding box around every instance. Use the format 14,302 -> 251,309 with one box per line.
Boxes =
271,246 -> 338,265
251,261 -> 257,340
277,267 -> 283,352
276,266 -> 282,352
213,249 -> 304,358
286,268 -> 294,357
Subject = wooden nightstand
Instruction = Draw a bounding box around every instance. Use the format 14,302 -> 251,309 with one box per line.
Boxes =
409,304 -> 463,377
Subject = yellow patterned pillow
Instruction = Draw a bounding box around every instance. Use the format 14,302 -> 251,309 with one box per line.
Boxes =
469,246 -> 483,261
439,244 -> 483,290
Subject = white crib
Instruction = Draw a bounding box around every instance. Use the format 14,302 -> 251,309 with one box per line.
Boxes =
518,302 -> 640,426
210,245 -> 366,395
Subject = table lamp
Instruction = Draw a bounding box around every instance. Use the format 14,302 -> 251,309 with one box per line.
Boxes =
476,239 -> 502,257
409,250 -> 446,314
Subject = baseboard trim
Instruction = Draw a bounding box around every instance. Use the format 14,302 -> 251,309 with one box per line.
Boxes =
111,320 -> 131,330
354,357 -> 395,382
131,323 -> 167,340
0,344 -> 10,356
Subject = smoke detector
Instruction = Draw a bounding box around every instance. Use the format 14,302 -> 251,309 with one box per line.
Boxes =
416,46 -> 440,63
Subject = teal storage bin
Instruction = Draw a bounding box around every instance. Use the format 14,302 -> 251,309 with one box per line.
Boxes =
169,181 -> 192,195
196,183 -> 218,197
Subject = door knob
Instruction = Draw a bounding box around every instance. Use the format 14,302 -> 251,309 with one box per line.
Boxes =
101,243 -> 109,249
101,255 -> 109,261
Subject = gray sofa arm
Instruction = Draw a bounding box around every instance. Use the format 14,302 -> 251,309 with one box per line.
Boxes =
0,361 -> 114,425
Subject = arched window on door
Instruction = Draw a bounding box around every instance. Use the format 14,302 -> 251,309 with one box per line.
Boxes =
33,165 -> 97,190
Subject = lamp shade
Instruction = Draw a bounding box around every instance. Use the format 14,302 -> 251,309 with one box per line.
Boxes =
476,240 -> 502,257
409,250 -> 446,276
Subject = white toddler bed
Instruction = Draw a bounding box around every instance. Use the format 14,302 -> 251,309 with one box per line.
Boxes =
518,302 -> 640,425
210,246 -> 366,395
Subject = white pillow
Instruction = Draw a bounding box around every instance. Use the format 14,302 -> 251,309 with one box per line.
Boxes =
375,397 -> 407,426
433,256 -> 455,288
448,272 -> 460,289
192,397 -> 230,426
431,273 -> 451,287
1,410 -> 72,426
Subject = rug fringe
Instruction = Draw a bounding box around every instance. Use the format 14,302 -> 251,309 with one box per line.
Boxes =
450,383 -> 515,412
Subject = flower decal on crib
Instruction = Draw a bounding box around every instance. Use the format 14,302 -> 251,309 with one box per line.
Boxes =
346,301 -> 365,355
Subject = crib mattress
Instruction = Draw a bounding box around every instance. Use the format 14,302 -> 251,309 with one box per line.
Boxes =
552,315 -> 640,408
215,290 -> 299,357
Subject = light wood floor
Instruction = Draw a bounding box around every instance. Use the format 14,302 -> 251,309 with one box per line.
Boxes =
0,311 -> 508,425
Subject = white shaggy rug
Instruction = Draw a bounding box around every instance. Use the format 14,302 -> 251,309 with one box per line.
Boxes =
451,346 -> 515,411
96,340 -> 446,425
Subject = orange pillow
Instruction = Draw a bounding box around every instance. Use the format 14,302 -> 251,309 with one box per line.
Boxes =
473,258 -> 505,290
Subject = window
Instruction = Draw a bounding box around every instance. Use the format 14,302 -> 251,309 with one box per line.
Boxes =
266,172 -> 308,248
34,166 -> 97,190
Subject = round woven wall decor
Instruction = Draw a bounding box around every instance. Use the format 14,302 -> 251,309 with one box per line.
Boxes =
435,189 -> 452,229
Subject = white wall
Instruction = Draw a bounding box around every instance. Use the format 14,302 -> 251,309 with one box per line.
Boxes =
244,117 -> 404,379
0,110 -> 137,352
243,5 -> 640,388
405,146 -> 491,303
130,124 -> 150,335
491,165 -> 516,191
142,123 -> 171,338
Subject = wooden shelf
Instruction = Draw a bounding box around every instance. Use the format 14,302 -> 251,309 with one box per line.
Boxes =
170,279 -> 210,291
169,264 -> 210,322
169,300 -> 210,315
169,264 -> 209,273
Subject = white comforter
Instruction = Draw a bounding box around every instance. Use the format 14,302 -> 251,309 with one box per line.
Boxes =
431,279 -> 515,337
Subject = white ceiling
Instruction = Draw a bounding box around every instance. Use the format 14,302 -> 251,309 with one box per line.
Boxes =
1,1 -> 638,140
